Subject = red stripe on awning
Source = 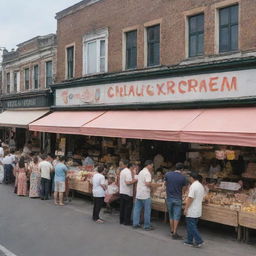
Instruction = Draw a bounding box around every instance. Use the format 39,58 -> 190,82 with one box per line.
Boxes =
29,111 -> 105,134
81,110 -> 201,141
180,108 -> 256,147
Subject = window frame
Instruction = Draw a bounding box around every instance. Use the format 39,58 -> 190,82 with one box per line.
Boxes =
6,72 -> 10,93
83,28 -> 108,75
33,64 -> 39,89
66,46 -> 74,79
45,60 -> 53,88
219,4 -> 239,53
125,30 -> 137,70
146,24 -> 160,67
24,68 -> 30,90
13,71 -> 18,93
188,13 -> 204,57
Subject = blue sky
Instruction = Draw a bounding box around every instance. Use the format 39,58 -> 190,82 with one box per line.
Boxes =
0,0 -> 80,50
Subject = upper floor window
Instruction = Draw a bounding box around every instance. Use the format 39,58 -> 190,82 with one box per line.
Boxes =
66,46 -> 74,79
189,14 -> 204,57
13,71 -> 18,92
147,24 -> 160,67
33,65 -> 39,89
219,5 -> 238,52
6,73 -> 10,93
84,28 -> 108,75
126,30 -> 137,70
24,68 -> 30,90
46,61 -> 53,87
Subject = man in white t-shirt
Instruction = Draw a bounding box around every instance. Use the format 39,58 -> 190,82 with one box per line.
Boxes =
184,172 -> 205,248
119,160 -> 137,225
92,165 -> 106,223
133,160 -> 155,230
39,154 -> 54,200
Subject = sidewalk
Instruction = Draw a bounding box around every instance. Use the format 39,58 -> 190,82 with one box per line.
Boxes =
0,184 -> 255,256
65,194 -> 256,254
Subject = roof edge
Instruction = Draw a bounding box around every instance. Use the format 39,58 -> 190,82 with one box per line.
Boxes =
16,34 -> 56,48
55,0 -> 102,20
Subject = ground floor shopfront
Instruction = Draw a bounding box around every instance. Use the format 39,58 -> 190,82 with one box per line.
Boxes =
29,115 -> 256,240
0,90 -> 53,153
28,57 -> 256,241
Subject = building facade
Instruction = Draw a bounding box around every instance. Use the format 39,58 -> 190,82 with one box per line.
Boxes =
0,34 -> 56,151
55,0 -> 256,83
29,0 -> 256,151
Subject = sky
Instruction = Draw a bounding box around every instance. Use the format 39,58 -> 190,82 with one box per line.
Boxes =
0,0 -> 81,51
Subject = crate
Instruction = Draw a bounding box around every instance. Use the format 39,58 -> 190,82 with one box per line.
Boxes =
69,180 -> 92,194
152,199 -> 167,213
201,204 -> 238,227
238,211 -> 256,229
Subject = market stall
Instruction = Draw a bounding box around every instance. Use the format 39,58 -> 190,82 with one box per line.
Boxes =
67,167 -> 94,196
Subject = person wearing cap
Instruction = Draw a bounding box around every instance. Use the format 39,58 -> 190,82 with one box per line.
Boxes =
165,162 -> 187,239
133,160 -> 159,231
184,172 -> 205,248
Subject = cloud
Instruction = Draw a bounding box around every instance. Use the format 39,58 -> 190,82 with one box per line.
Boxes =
0,0 -> 80,50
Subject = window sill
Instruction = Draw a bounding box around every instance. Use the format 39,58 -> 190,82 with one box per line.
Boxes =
82,71 -> 108,77
124,67 -> 137,71
146,64 -> 161,68
182,51 -> 243,65
218,50 -> 240,56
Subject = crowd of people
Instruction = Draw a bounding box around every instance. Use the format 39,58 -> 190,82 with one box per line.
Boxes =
0,140 -> 205,249
0,141 -> 69,206
92,160 -> 205,248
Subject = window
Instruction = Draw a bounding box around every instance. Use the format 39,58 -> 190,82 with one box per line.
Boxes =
219,5 -> 238,52
66,46 -> 74,79
147,25 -> 160,67
189,14 -> 204,57
6,73 -> 10,93
24,68 -> 30,90
46,61 -> 53,87
126,30 -> 137,69
13,72 -> 18,92
84,28 -> 108,74
86,40 -> 106,74
33,65 -> 39,89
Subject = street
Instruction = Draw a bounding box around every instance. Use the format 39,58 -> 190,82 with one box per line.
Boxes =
0,184 -> 255,256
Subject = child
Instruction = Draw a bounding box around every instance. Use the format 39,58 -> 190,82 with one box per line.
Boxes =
104,176 -> 119,213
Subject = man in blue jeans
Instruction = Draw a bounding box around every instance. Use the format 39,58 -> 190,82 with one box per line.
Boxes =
165,162 -> 187,239
133,160 -> 155,231
184,172 -> 204,248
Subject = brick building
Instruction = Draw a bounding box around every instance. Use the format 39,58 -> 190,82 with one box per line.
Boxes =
0,34 -> 56,151
30,0 -> 256,152
2,34 -> 56,94
55,0 -> 256,82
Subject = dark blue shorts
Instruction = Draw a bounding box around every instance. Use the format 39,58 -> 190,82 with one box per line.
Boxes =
167,197 -> 182,221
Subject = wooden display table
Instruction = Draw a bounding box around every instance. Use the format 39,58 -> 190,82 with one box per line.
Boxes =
68,179 -> 92,195
201,204 -> 238,227
152,199 -> 167,212
239,211 -> 256,229
151,199 -> 168,222
238,211 -> 256,242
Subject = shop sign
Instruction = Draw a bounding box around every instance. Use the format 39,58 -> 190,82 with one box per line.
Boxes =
55,69 -> 256,106
3,95 -> 50,109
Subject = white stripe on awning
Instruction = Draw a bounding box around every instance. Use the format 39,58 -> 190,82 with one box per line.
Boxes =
0,110 -> 49,128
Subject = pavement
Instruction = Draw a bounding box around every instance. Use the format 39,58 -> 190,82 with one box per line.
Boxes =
0,184 -> 255,256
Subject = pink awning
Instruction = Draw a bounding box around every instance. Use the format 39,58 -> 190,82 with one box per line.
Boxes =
29,111 -> 105,134
81,110 -> 201,141
0,110 -> 49,128
181,108 -> 256,147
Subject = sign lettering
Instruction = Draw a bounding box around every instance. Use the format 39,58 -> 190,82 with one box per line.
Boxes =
55,69 -> 255,107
